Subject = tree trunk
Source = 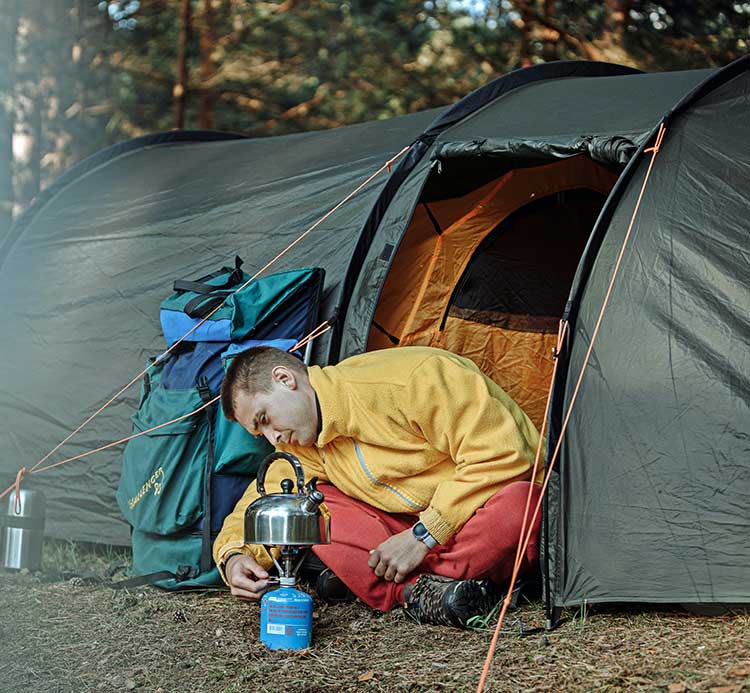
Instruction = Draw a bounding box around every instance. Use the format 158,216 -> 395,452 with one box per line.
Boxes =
541,0 -> 560,60
14,0 -> 45,208
0,0 -> 19,240
518,5 -> 533,67
173,0 -> 192,129
197,0 -> 216,129
27,90 -> 43,202
604,0 -> 631,39
72,0 -> 88,159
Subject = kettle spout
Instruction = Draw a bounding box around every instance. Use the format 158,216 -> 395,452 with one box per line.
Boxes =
302,488 -> 325,513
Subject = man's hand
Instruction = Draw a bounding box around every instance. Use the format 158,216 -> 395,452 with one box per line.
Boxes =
368,528 -> 430,583
225,554 -> 273,601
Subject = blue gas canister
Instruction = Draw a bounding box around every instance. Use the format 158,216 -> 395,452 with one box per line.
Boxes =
260,578 -> 313,650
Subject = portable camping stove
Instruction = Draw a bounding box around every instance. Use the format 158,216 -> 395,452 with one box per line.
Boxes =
244,452 -> 330,650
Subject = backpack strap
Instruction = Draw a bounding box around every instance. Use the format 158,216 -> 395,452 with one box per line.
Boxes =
183,289 -> 235,319
198,376 -> 215,575
172,256 -> 244,295
110,564 -> 199,590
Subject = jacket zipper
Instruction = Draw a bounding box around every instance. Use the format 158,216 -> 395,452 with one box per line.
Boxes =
352,441 -> 422,510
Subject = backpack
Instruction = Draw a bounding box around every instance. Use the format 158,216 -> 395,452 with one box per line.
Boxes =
115,262 -> 325,589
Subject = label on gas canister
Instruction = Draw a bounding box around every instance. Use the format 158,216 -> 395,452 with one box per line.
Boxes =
266,602 -> 309,635
260,587 -> 313,650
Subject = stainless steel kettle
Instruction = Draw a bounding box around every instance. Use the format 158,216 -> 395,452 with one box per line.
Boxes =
244,452 -> 331,546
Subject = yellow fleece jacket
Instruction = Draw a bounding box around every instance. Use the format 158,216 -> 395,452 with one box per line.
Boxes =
213,346 -> 542,579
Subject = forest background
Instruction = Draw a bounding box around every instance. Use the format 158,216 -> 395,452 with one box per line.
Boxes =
0,0 -> 748,244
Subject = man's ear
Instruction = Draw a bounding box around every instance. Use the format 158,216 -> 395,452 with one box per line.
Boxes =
271,365 -> 298,390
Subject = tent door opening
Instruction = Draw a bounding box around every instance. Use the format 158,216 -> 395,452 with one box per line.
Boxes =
368,154 -> 620,429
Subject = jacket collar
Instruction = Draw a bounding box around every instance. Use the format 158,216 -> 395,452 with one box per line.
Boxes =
308,365 -> 348,447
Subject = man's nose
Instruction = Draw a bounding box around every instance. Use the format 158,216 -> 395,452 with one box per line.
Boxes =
263,427 -> 283,445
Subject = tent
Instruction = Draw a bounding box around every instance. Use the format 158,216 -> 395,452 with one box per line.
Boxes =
1,58 -> 747,610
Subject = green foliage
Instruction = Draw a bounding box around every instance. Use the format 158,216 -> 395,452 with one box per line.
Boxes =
5,0 -> 748,217
10,1 -> 125,201
182,0 -> 516,134
553,0 -> 749,67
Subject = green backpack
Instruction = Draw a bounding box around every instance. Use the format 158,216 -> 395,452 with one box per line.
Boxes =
115,264 -> 325,589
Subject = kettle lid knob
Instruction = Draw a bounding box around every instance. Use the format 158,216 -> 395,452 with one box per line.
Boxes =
280,478 -> 294,494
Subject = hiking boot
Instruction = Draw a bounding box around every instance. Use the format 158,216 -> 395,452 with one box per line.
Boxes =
403,574 -> 500,628
299,551 -> 328,581
299,553 -> 356,603
313,567 -> 355,603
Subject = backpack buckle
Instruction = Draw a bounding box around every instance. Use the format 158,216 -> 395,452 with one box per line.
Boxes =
197,376 -> 213,403
175,565 -> 199,582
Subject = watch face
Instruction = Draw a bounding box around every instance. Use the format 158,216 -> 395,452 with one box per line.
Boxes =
413,522 -> 428,540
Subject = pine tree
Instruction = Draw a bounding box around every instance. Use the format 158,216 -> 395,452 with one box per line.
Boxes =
0,0 -> 19,242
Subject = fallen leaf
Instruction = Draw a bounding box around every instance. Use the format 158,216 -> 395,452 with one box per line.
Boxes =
709,686 -> 742,693
727,668 -> 749,677
667,684 -> 686,693
358,670 -> 375,682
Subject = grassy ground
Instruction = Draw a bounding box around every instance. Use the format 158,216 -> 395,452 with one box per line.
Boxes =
0,540 -> 747,693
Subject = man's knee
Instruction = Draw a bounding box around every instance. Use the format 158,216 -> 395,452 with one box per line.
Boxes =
488,480 -> 542,509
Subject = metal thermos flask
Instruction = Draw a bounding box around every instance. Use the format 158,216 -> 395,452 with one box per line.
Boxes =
1,488 -> 45,571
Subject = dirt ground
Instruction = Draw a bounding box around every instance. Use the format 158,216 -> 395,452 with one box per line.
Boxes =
0,542 -> 747,693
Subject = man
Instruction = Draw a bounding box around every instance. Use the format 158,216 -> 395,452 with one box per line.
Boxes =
213,345 -> 543,627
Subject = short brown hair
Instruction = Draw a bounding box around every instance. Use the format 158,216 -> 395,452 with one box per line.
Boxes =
221,346 -> 307,421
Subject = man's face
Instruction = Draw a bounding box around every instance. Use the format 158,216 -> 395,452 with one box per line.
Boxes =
233,366 -> 318,447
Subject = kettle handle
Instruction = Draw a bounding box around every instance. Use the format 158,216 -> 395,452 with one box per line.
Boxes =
255,452 -> 306,496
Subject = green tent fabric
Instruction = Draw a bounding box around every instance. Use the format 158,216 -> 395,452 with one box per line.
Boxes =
0,110 -> 440,545
1,58 -> 747,610
546,59 -> 750,610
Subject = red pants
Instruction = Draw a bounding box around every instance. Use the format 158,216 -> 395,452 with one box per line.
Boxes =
311,482 -> 542,612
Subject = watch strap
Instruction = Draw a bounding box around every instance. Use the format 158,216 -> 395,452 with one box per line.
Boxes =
412,521 -> 438,549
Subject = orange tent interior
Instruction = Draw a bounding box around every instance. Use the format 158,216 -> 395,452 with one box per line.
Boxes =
367,155 -> 619,429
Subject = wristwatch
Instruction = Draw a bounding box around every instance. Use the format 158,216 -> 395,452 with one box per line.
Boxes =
412,521 -> 438,549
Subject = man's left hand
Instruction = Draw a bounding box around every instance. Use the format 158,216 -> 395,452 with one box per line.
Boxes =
368,528 -> 430,583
